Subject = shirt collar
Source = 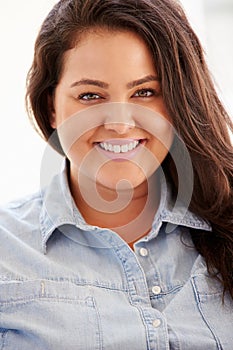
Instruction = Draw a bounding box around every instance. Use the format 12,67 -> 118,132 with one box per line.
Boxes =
40,162 -> 211,252
40,161 -> 89,252
147,173 -> 211,240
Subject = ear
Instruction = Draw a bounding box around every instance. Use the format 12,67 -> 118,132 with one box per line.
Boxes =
48,93 -> 56,129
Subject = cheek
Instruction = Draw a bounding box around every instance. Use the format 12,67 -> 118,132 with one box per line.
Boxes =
68,141 -> 87,164
148,130 -> 174,164
153,138 -> 172,156
70,133 -> 94,157
58,127 -> 95,164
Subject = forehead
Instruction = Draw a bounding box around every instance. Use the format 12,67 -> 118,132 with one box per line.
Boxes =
60,29 -> 156,79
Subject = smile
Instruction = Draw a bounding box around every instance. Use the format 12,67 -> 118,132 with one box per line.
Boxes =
99,140 -> 140,153
95,138 -> 145,161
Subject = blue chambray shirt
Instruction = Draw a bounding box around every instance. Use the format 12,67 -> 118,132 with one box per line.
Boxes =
0,164 -> 233,350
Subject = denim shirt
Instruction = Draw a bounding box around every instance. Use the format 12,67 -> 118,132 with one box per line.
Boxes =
0,165 -> 232,350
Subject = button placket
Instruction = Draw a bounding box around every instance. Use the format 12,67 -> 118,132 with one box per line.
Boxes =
140,308 -> 169,349
152,319 -> 161,328
139,247 -> 148,257
152,286 -> 161,295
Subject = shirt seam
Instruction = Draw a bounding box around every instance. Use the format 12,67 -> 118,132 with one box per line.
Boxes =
0,329 -> 8,350
0,277 -> 129,293
191,277 -> 222,349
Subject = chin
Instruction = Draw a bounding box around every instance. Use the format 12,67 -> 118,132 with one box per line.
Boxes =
96,173 -> 147,192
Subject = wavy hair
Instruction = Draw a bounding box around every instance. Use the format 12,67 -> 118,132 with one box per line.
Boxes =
26,0 -> 233,299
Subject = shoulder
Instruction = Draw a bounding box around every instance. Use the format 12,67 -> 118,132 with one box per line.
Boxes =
0,191 -> 46,280
1,191 -> 42,217
0,191 -> 43,239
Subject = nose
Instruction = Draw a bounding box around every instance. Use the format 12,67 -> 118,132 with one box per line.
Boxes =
104,121 -> 135,134
104,103 -> 135,134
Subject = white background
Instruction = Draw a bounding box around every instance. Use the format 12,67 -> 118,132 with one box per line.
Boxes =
0,0 -> 232,204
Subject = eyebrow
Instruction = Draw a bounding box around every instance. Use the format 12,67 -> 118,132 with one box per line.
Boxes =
126,75 -> 159,89
70,75 -> 159,89
70,79 -> 108,89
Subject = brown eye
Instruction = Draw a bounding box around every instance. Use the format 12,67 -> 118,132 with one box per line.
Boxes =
134,89 -> 155,98
78,93 -> 102,101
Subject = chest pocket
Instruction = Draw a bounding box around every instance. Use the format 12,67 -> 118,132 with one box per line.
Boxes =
192,274 -> 233,350
0,279 -> 102,350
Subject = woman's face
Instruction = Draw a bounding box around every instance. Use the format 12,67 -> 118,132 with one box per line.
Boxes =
51,29 -> 173,191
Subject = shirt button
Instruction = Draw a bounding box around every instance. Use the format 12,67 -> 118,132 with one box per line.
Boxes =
139,248 -> 148,257
152,319 -> 161,328
152,286 -> 161,295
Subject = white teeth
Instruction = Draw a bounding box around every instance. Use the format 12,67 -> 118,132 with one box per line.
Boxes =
128,143 -> 133,151
113,145 -> 121,153
99,141 -> 140,153
121,144 -> 129,153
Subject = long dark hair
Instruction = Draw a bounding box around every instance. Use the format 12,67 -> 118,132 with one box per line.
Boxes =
26,0 -> 233,298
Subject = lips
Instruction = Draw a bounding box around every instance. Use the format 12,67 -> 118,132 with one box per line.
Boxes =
99,139 -> 140,153
95,138 -> 146,160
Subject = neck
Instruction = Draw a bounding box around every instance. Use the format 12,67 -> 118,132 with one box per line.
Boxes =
69,170 -> 161,247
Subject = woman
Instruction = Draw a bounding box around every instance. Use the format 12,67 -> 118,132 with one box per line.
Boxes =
0,0 -> 233,349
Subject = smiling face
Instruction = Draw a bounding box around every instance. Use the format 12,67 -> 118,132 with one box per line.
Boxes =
51,29 -> 173,195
